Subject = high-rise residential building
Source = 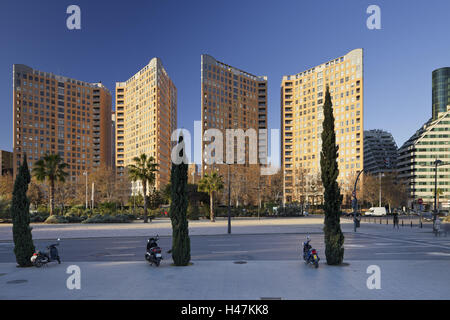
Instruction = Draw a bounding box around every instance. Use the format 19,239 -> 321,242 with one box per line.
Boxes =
111,111 -> 116,171
200,54 -> 268,205
0,150 -> 13,175
188,163 -> 201,184
12,64 -> 112,180
397,105 -> 450,209
281,49 -> 364,204
363,129 -> 398,175
115,58 -> 177,193
432,67 -> 450,120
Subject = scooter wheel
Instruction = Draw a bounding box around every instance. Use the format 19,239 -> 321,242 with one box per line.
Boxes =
34,259 -> 43,268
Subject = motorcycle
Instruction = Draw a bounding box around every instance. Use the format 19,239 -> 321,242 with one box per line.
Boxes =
302,236 -> 319,268
31,239 -> 61,267
145,235 -> 163,267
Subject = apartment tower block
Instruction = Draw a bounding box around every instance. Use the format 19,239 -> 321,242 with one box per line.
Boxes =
12,64 -> 112,180
200,54 -> 268,205
280,49 -> 364,204
115,58 -> 177,192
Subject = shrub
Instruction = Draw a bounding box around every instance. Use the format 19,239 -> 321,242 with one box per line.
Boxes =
213,206 -> 269,218
199,204 -> 210,219
44,215 -> 68,224
0,199 -> 11,221
30,211 -> 49,223
67,206 -> 84,216
37,205 -> 49,214
187,203 -> 200,220
81,214 -> 133,224
64,212 -> 87,223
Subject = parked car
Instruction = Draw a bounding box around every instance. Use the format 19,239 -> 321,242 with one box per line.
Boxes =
438,210 -> 449,217
364,207 -> 387,216
421,211 -> 433,221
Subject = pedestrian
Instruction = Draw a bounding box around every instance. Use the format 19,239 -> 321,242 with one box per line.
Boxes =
393,212 -> 399,229
434,216 -> 441,237
353,212 -> 360,232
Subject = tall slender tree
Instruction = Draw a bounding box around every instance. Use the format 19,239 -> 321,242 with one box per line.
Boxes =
128,154 -> 159,223
169,135 -> 191,266
11,155 -> 35,267
320,86 -> 345,265
198,172 -> 224,222
32,154 -> 68,216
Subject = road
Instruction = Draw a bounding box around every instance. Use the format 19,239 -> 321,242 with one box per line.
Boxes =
1,230 -> 449,263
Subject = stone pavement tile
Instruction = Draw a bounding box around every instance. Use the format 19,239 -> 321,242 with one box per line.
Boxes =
0,259 -> 448,300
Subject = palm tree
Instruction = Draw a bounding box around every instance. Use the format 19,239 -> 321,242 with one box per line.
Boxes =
198,172 -> 224,222
32,154 -> 68,216
127,154 -> 159,223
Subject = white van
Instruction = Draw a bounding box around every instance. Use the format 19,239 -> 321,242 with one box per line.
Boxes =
364,207 -> 387,216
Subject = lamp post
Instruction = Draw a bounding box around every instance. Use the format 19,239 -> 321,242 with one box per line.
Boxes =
227,164 -> 231,234
257,177 -> 262,220
434,159 -> 443,221
378,171 -> 385,208
352,169 -> 366,232
83,171 -> 88,210
379,172 -> 382,207
91,182 -> 95,210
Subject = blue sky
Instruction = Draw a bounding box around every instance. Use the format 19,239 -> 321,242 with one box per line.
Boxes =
1,0 -> 449,153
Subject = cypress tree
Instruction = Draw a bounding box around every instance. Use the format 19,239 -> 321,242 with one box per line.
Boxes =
11,155 -> 35,267
320,87 -> 345,265
169,135 -> 191,266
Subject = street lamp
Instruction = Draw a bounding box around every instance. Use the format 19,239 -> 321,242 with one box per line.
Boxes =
378,171 -> 385,207
434,159 -> 443,221
352,169 -> 367,232
91,182 -> 95,210
257,177 -> 263,220
227,164 -> 231,234
83,171 -> 88,209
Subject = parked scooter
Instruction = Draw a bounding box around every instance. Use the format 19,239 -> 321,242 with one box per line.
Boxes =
31,239 -> 61,267
302,236 -> 319,268
145,235 -> 162,267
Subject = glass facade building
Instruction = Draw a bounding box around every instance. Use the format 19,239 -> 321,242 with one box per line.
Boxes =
432,67 -> 450,120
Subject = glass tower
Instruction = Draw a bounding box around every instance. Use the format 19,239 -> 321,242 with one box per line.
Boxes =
432,67 -> 450,120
